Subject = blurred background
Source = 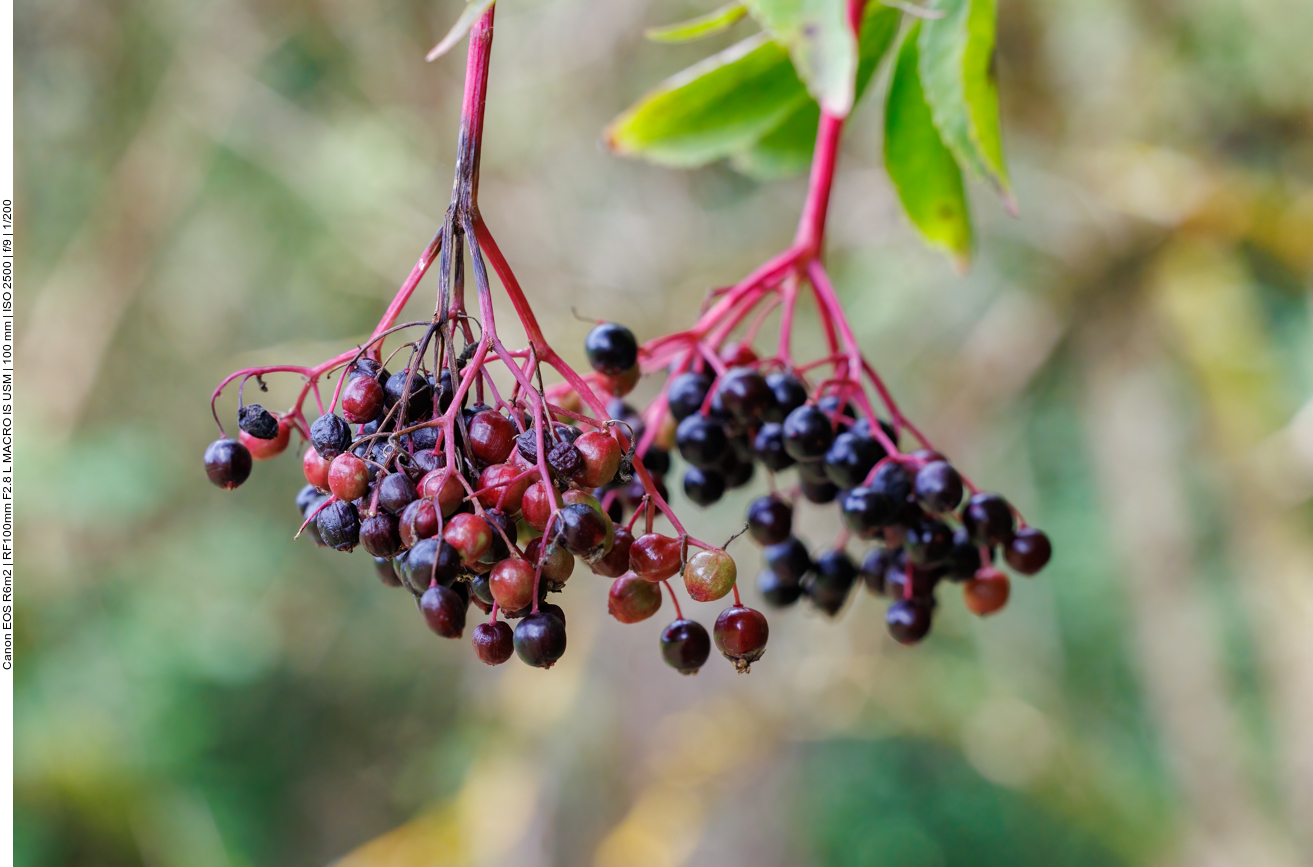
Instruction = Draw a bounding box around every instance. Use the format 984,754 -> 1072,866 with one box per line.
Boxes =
14,0 -> 1313,864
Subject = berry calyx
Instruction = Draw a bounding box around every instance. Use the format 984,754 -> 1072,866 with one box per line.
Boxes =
472,621 -> 514,665
514,611 -> 568,669
204,439 -> 252,490
607,574 -> 663,623
659,619 -> 711,675
683,549 -> 737,603
1005,527 -> 1052,575
713,605 -> 769,672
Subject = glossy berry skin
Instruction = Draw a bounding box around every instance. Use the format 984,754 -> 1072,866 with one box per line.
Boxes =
640,446 -> 671,478
667,372 -> 714,422
514,611 -> 568,669
420,584 -> 467,638
764,537 -> 813,585
871,461 -> 912,504
747,496 -> 792,546
472,621 -> 514,665
360,513 -> 402,558
714,605 -> 769,671
906,519 -> 954,567
377,473 -> 417,515
962,493 -> 1015,546
521,480 -> 554,532
946,527 -> 987,580
1005,527 -> 1052,575
807,550 -> 857,616
398,498 -> 439,548
490,558 -> 537,612
525,537 -> 575,587
444,513 -> 493,563
764,371 -> 807,424
316,500 -> 360,551
477,463 -> 530,513
310,413 -> 353,460
886,599 -> 933,645
841,487 -> 898,538
757,569 -> 803,608
675,415 -> 729,470
859,547 -> 896,595
574,432 -> 622,488
341,376 -> 385,425
683,466 -> 726,507
608,574 -> 663,623
914,461 -> 964,514
384,370 -> 433,422
348,358 -> 390,385
555,503 -> 610,562
204,439 -> 252,490
782,405 -> 834,463
824,431 -> 885,489
592,527 -> 634,578
328,453 -> 371,502
241,416 -> 291,461
466,410 -> 515,464
419,471 -> 465,517
373,556 -> 402,588
630,533 -> 681,581
964,568 -> 1010,615
585,322 -> 639,376
800,475 -> 839,505
752,423 -> 795,471
660,619 -> 711,674
684,549 -> 737,602
716,368 -> 772,423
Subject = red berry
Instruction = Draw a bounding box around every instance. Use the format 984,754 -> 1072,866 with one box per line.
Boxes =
573,431 -> 622,488
468,410 -> 516,464
964,567 -> 1010,615
713,605 -> 769,672
328,453 -> 370,502
303,447 -> 331,490
1004,527 -> 1051,575
444,513 -> 493,562
418,470 -> 465,516
205,439 -> 252,490
608,574 -> 662,623
683,549 -> 736,603
598,364 -> 640,398
521,480 -> 555,532
240,416 -> 291,461
718,341 -> 757,367
477,462 -> 531,512
398,497 -> 440,548
341,376 -> 385,424
490,558 -> 537,611
420,584 -> 467,638
592,527 -> 634,578
472,621 -> 514,665
629,533 -> 681,581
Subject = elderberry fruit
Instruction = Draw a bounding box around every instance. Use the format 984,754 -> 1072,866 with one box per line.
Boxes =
841,487 -> 898,538
1005,527 -> 1052,575
716,368 -> 771,423
555,503 -> 610,562
310,413 -> 353,460
630,533 -> 681,581
668,372 -> 713,421
468,410 -> 516,464
420,584 -> 467,638
490,558 -> 537,611
675,415 -> 729,470
204,439 -> 252,490
660,619 -> 711,674
757,569 -> 803,608
242,417 -> 290,461
683,549 -> 736,602
683,466 -> 726,507
962,493 -> 1014,546
468,572 -> 495,606
296,483 -> 322,515
398,498 -> 439,548
377,473 -> 417,515
964,568 -> 1010,615
782,405 -> 833,463
608,574 -> 662,623
859,547 -> 895,595
547,441 -> 584,480
328,453 -> 370,502
800,474 -> 840,505
349,358 -> 390,385
342,376 -> 385,425
764,371 -> 807,423
585,322 -> 639,376
316,500 -> 360,551
384,370 -> 433,422
238,404 -> 280,440
445,513 -> 493,563
914,461 -> 963,514
714,605 -> 769,672
824,430 -> 885,488
806,550 -> 857,616
373,556 -> 402,588
592,527 -> 634,578
472,621 -> 514,665
641,446 -> 670,477
483,508 -> 518,561
721,448 -> 755,489
360,513 -> 402,558
514,611 -> 568,669
574,431 -> 622,488
905,519 -> 953,567
886,599 -> 933,645
747,496 -> 792,546
871,461 -> 911,504
765,536 -> 813,585
752,423 -> 795,471
946,527 -> 986,580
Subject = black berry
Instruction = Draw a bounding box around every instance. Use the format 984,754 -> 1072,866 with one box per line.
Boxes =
752,423 -> 795,471
764,371 -> 807,423
757,569 -> 803,607
667,372 -> 713,421
659,619 -> 711,674
675,415 -> 729,469
962,493 -> 1015,546
316,499 -> 361,551
514,611 -> 568,668
585,322 -> 639,376
807,550 -> 857,616
782,405 -> 833,462
914,461 -> 964,514
764,536 -> 813,585
204,439 -> 252,490
747,496 -> 792,546
886,599 -> 933,644
237,404 -> 280,440
683,466 -> 726,506
310,413 -> 353,460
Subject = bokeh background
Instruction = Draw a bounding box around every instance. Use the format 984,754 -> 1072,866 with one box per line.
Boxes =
15,0 -> 1313,864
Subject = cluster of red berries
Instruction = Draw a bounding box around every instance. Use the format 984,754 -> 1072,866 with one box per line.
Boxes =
205,320 -> 771,675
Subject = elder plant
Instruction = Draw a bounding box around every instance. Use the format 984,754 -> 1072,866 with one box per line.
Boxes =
203,0 -> 1052,675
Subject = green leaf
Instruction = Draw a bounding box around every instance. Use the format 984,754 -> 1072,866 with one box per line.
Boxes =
745,0 -> 857,116
426,0 -> 496,61
732,4 -> 900,179
885,25 -> 972,265
646,2 -> 749,43
604,33 -> 812,167
918,0 -> 1013,209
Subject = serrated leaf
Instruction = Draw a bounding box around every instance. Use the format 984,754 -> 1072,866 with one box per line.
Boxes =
745,0 -> 857,116
426,0 -> 496,61
885,25 -> 972,265
646,2 -> 749,43
605,33 -> 812,167
918,0 -> 1012,208
732,4 -> 900,179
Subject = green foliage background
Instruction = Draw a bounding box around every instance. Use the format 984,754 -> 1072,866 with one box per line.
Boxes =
14,0 -> 1313,865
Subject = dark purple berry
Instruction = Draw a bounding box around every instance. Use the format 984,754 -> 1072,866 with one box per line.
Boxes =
585,322 -> 639,376
752,423 -> 795,471
309,413 -> 353,460
675,415 -> 729,469
514,611 -> 568,668
757,569 -> 803,607
204,438 -> 252,490
806,550 -> 857,616
316,499 -> 360,551
782,405 -> 833,462
841,486 -> 898,537
905,519 -> 953,567
962,493 -> 1015,546
800,475 -> 839,504
824,430 -> 885,488
668,372 -> 714,421
914,461 -> 964,514
764,371 -> 807,423
468,572 -> 496,606
377,473 -> 418,515
420,584 -> 467,638
659,619 -> 710,674
764,536 -> 813,585
946,527 -> 987,580
360,512 -> 402,558
472,621 -> 515,665
373,556 -> 402,587
871,461 -> 912,503
296,483 -> 321,515
715,368 -> 771,423
555,503 -> 609,561
747,496 -> 792,546
1005,527 -> 1051,575
547,441 -> 584,480
683,466 -> 726,506
640,446 -> 671,478
384,370 -> 433,422
714,605 -> 769,672
886,599 -> 933,644
237,404 -> 279,440
859,547 -> 896,594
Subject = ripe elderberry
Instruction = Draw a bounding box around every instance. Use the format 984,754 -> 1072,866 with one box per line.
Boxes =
782,405 -> 833,462
806,550 -> 857,616
377,473 -> 417,514
585,322 -> 639,376
555,503 -> 610,562
824,430 -> 884,489
962,493 -> 1015,546
660,619 -> 711,675
1005,527 -> 1052,575
514,611 -> 568,669
360,513 -> 402,558
752,423 -> 795,471
764,537 -> 813,585
608,574 -> 662,623
764,372 -> 807,423
683,466 -> 726,507
746,496 -> 792,546
204,439 -> 252,490
713,605 -> 769,672
316,500 -> 360,551
472,621 -> 514,665
675,415 -> 729,470
716,368 -> 771,423
914,461 -> 964,514
886,598 -> 933,645
420,584 -> 467,638
757,569 -> 803,608
310,413 -> 352,460
668,372 -> 713,421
